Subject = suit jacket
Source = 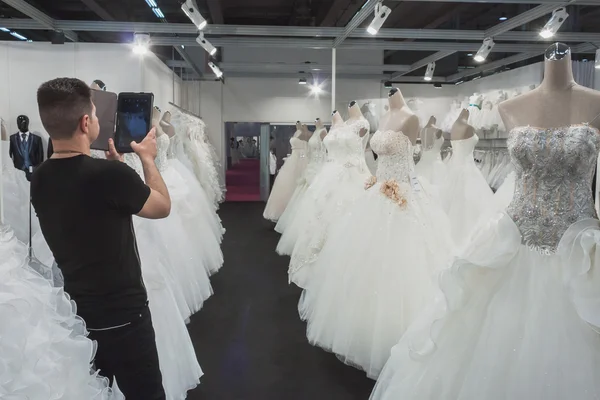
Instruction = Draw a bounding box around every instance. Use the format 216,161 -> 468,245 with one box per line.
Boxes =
9,132 -> 44,172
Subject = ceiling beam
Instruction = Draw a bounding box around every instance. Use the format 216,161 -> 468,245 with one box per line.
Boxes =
206,0 -> 224,24
216,62 -> 411,74
390,0 -> 600,4
332,0 -> 378,48
484,3 -> 565,38
80,0 -> 116,21
175,46 -> 204,78
391,50 -> 456,79
0,0 -> 78,42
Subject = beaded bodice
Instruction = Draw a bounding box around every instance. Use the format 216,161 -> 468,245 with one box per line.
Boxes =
449,135 -> 478,165
506,125 -> 600,252
324,119 -> 370,166
371,130 -> 413,183
155,133 -> 170,172
308,128 -> 326,163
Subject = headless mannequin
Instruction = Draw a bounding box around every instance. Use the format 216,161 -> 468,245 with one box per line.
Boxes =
331,110 -> 344,127
347,102 -> 369,137
421,116 -> 443,149
152,108 -> 166,137
299,124 -> 312,141
160,111 -> 176,138
1,119 -> 7,141
90,82 -> 102,91
315,118 -> 327,139
450,109 -> 475,140
499,43 -> 600,131
378,88 -> 420,144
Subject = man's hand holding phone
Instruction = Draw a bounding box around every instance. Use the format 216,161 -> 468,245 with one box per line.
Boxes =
131,127 -> 157,163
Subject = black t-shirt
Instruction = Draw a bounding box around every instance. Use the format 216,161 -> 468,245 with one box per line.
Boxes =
31,155 -> 151,328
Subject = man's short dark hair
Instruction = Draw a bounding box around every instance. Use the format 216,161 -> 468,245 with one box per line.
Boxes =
37,78 -> 93,140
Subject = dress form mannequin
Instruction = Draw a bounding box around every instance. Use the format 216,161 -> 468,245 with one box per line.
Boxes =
315,118 -> 327,139
160,111 -> 176,138
295,121 -> 302,131
299,124 -> 312,141
378,88 -> 420,144
1,118 -> 7,141
499,43 -> 600,131
421,116 -> 443,149
450,109 -> 475,140
347,101 -> 367,133
331,110 -> 344,126
152,107 -> 165,137
90,82 -> 102,90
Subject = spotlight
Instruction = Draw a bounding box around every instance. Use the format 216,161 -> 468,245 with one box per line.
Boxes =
540,7 -> 568,39
474,37 -> 494,63
595,49 -> 600,70
145,0 -> 157,7
0,27 -> 10,32
367,1 -> 392,36
10,31 -> 28,41
298,77 -> 307,85
383,81 -> 392,89
499,13 -> 508,21
182,0 -> 207,30
208,61 -> 223,78
196,33 -> 217,56
133,33 -> 151,55
455,80 -> 464,85
433,83 -> 442,89
311,84 -> 323,95
472,73 -> 483,81
424,62 -> 435,81
152,7 -> 165,19
467,53 -> 473,57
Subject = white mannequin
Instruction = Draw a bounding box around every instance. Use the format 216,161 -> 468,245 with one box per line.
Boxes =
378,88 -> 420,144
299,124 -> 312,141
347,101 -> 368,137
332,110 -> 344,126
469,93 -> 484,109
421,116 -> 443,149
450,109 -> 475,140
315,118 -> 327,139
499,43 -> 600,131
160,111 -> 176,138
1,118 -> 7,141
152,108 -> 166,137
295,121 -> 302,131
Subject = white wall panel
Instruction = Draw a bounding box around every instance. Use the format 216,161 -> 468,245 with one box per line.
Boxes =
199,81 -> 224,179
142,53 -> 179,112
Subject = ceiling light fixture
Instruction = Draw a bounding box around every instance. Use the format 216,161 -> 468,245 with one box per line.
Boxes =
208,61 -> 223,79
474,37 -> 494,63
467,53 -> 473,57
182,0 -> 207,30
455,80 -> 464,85
367,1 -> 392,36
424,62 -> 435,81
311,84 -> 323,94
433,83 -> 442,89
499,13 -> 508,21
133,32 -> 151,55
196,32 -> 217,56
10,31 -> 28,41
0,27 -> 10,32
540,7 -> 568,39
145,0 -> 157,7
595,49 -> 600,70
384,81 -> 392,89
152,7 -> 165,19
298,77 -> 307,85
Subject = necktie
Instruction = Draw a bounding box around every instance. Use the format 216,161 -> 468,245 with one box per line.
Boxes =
21,133 -> 26,142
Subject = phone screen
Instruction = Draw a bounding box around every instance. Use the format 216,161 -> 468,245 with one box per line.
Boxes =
115,93 -> 153,152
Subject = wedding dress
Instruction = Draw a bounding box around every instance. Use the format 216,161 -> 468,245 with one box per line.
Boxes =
275,128 -> 327,248
1,140 -> 33,243
287,119 -> 371,288
298,129 -> 452,379
0,225 -> 124,399
441,134 -> 494,250
371,124 -> 600,400
415,135 -> 446,187
263,135 -> 309,221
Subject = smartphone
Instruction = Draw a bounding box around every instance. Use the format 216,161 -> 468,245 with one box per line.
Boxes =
114,92 -> 154,153
90,89 -> 118,151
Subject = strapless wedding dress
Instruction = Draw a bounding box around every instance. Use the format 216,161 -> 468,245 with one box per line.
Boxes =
298,129 -> 452,379
263,136 -> 309,221
415,135 -> 446,188
372,124 -> 600,400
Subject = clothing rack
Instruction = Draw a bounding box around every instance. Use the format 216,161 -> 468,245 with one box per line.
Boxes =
168,102 -> 202,120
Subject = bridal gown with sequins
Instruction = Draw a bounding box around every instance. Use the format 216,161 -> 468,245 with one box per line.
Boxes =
263,136 -> 309,221
0,225 -> 124,399
298,129 -> 452,379
286,119 -> 372,288
371,125 -> 600,400
275,128 -> 327,252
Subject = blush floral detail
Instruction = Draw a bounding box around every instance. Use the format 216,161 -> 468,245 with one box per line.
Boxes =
365,176 -> 377,190
380,179 -> 408,208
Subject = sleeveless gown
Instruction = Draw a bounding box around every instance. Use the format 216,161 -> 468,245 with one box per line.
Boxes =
287,119 -> 371,288
372,124 -> 600,400
263,136 -> 308,221
0,225 -> 124,399
275,128 -> 327,251
415,135 -> 447,188
298,129 -> 452,379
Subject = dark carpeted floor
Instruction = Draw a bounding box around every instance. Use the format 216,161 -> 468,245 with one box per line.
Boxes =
186,202 -> 375,400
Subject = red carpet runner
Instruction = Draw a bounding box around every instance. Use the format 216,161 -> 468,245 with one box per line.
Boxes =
226,159 -> 261,202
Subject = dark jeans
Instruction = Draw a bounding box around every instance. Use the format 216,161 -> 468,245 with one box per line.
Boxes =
88,306 -> 166,400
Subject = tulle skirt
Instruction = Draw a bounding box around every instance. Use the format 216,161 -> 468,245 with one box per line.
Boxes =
263,151 -> 308,222
2,166 -> 33,243
365,149 -> 378,175
299,181 -> 452,379
371,213 -> 600,400
0,226 -> 124,399
287,160 -> 371,288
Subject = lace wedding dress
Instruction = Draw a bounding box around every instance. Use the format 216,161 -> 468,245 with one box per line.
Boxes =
0,225 -> 124,399
286,119 -> 371,288
298,129 -> 452,379
1,140 -> 33,243
372,124 -> 600,400
263,136 -> 309,221
275,129 -> 327,253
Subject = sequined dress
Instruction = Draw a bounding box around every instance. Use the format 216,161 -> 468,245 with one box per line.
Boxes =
263,136 -> 309,221
372,124 -> 600,400
286,119 -> 372,288
298,129 -> 452,379
275,128 -> 327,252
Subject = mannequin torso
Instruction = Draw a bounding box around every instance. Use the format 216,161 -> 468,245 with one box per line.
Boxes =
160,111 -> 176,138
451,109 -> 475,140
378,89 -> 420,144
421,116 -> 443,149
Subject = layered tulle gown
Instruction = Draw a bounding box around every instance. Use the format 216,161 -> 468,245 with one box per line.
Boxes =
275,128 -> 327,251
299,129 -> 452,379
415,135 -> 447,188
287,118 -> 371,288
372,124 -> 600,400
0,224 -> 124,399
441,134 -> 494,250
263,136 -> 309,221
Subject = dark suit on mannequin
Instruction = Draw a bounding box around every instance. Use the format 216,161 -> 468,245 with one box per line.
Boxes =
9,115 -> 44,181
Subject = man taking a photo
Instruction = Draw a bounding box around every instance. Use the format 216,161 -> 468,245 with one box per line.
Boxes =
31,78 -> 170,400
